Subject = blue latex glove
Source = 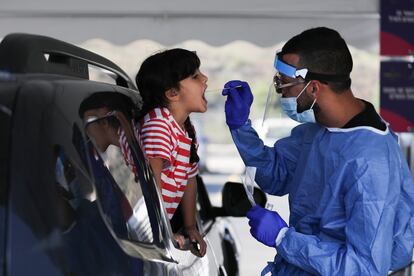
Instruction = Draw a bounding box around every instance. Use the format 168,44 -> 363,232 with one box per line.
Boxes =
222,80 -> 254,130
246,205 -> 288,247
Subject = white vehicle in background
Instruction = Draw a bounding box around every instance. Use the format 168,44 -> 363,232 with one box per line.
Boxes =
253,118 -> 299,146
191,119 -> 208,173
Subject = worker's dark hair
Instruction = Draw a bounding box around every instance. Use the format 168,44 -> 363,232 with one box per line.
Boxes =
78,92 -> 136,129
135,48 -> 200,163
280,27 -> 353,92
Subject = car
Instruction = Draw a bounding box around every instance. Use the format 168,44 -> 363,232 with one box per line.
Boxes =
252,117 -> 299,146
190,118 -> 208,172
0,33 -> 267,276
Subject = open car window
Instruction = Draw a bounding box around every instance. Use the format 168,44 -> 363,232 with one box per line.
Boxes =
83,120 -> 154,244
77,91 -> 178,263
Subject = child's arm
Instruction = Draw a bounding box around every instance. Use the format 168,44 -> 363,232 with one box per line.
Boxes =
139,117 -> 171,190
181,177 -> 207,257
181,177 -> 197,229
147,158 -> 164,189
148,158 -> 187,249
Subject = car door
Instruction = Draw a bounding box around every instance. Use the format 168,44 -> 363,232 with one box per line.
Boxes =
0,72 -> 15,276
3,78 -> 150,275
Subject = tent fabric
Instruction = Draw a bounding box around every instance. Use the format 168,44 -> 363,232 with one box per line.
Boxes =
0,0 -> 379,50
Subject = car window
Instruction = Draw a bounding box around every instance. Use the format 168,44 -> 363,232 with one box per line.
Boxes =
55,146 -> 85,231
77,90 -> 176,262
84,119 -> 154,244
10,142 -> 140,275
52,145 -> 143,276
5,79 -> 148,275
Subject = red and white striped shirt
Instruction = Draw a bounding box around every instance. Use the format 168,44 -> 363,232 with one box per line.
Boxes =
139,107 -> 198,219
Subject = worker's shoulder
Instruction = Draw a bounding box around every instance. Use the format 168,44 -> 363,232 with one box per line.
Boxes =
339,127 -> 399,160
289,122 -> 322,141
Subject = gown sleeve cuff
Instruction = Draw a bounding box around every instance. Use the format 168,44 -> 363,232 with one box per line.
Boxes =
275,227 -> 289,246
230,119 -> 252,133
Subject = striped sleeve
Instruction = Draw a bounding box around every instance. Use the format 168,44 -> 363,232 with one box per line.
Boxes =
188,162 -> 199,178
140,118 -> 172,162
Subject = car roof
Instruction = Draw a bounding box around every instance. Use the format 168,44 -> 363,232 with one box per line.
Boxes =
0,33 -> 136,89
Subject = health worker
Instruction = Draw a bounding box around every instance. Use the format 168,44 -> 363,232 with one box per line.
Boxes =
222,27 -> 414,275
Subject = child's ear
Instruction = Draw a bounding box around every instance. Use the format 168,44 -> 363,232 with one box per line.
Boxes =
165,88 -> 180,101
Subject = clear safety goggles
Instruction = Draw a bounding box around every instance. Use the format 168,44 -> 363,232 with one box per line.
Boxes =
273,73 -> 305,94
84,110 -> 117,128
261,52 -> 310,124
273,53 -> 308,94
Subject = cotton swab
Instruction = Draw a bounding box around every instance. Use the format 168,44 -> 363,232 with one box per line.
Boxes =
204,85 -> 243,93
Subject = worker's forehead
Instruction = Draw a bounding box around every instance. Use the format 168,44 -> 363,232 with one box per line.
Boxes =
280,54 -> 300,67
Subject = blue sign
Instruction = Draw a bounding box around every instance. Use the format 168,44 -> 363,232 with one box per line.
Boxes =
381,0 -> 414,55
380,61 -> 414,132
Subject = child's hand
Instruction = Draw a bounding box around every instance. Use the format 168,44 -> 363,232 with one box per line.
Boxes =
185,227 -> 207,257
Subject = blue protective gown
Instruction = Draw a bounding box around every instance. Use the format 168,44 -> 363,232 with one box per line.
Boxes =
231,121 -> 414,275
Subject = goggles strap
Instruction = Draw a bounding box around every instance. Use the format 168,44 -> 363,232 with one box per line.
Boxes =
274,55 -> 350,82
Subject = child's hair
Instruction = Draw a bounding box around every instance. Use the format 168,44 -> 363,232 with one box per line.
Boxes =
135,48 -> 200,163
79,92 -> 136,128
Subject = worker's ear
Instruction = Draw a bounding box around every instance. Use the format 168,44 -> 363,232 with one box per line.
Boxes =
165,88 -> 180,102
309,80 -> 321,97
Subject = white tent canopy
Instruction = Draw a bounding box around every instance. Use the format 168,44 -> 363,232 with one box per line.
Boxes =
1,0 -> 379,51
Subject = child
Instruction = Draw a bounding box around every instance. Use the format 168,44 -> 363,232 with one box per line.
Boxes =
136,48 -> 208,257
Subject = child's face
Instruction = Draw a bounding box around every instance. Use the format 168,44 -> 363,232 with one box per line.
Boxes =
177,69 -> 208,113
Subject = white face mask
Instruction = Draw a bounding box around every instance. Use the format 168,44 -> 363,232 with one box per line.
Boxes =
280,81 -> 316,123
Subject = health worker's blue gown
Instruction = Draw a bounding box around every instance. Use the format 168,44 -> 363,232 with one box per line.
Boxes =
231,121 -> 414,275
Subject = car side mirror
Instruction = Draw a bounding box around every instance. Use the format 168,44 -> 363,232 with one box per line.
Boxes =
221,181 -> 267,217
